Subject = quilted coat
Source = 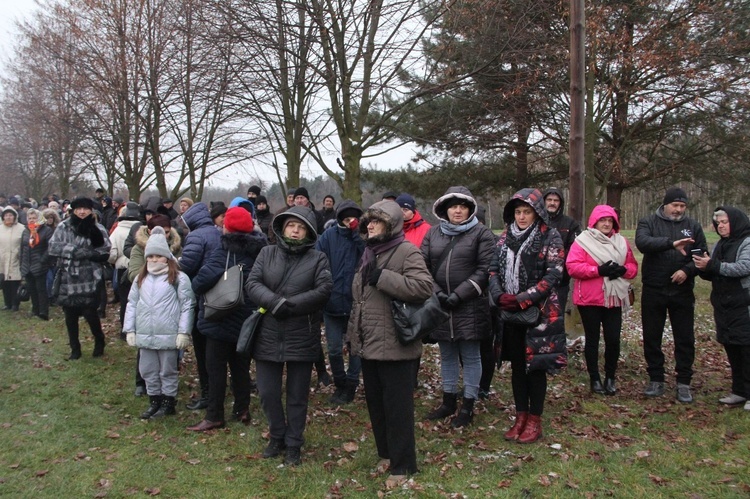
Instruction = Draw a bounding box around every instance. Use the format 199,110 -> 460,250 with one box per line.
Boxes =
0,207 -> 24,281
488,188 -> 567,373
123,272 -> 195,350
20,222 -> 53,277
347,201 -> 434,361
421,186 -> 496,342
179,203 -> 222,278
246,206 -> 332,362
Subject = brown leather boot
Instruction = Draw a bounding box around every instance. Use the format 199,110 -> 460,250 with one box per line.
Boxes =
517,414 -> 542,444
503,411 -> 528,441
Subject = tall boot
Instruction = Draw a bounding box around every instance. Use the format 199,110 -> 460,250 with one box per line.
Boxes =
503,412 -> 528,441
517,414 -> 542,444
140,395 -> 162,419
151,396 -> 176,418
451,397 -> 475,428
426,392 -> 457,420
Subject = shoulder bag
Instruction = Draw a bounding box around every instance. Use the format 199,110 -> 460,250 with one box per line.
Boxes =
203,253 -> 244,322
500,306 -> 541,327
236,307 -> 265,355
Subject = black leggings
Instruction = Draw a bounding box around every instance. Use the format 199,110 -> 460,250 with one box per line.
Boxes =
578,305 -> 622,379
504,323 -> 547,416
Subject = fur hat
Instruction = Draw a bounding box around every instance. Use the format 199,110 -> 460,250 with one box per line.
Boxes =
144,226 -> 175,260
70,197 -> 95,210
663,187 -> 688,205
224,207 -> 254,233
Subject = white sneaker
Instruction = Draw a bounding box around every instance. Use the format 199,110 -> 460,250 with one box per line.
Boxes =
719,394 -> 747,405
745,401 -> 750,411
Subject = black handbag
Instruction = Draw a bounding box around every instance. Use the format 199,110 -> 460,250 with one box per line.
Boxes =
500,306 -> 541,326
17,284 -> 30,302
391,293 -> 449,345
236,308 -> 265,355
203,253 -> 244,322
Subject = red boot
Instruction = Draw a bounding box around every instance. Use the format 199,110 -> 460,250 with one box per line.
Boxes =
517,414 -> 542,444
503,412 -> 528,441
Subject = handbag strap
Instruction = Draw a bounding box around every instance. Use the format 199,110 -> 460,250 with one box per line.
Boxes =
429,236 -> 460,279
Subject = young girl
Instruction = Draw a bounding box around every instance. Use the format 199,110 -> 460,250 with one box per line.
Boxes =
123,227 -> 195,419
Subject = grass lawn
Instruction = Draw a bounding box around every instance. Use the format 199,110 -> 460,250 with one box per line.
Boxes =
2,235 -> 748,497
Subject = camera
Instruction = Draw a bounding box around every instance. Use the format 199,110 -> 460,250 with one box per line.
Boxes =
690,248 -> 703,257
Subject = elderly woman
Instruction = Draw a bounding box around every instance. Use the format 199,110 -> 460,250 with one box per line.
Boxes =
421,186 -> 496,427
489,188 -> 566,444
0,206 -> 25,311
48,197 -> 112,359
695,207 -> 750,410
566,205 -> 638,395
348,200 -> 433,481
246,206 -> 332,466
20,208 -> 55,320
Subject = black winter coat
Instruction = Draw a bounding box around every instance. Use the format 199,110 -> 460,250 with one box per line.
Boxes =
20,224 -> 53,277
246,206 -> 333,362
192,232 -> 267,344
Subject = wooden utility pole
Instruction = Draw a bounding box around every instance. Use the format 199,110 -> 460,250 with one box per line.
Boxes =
568,0 -> 585,225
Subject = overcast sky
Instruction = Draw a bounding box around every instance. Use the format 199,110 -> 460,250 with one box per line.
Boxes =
0,0 -> 37,64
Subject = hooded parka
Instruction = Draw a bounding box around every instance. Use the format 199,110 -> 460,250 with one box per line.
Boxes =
0,207 -> 24,281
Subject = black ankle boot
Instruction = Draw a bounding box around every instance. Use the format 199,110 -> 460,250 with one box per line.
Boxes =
604,377 -> 617,395
590,379 -> 605,395
186,387 -> 209,410
426,392 -> 458,420
151,396 -> 176,418
92,339 -> 105,357
451,397 -> 475,428
141,395 -> 162,419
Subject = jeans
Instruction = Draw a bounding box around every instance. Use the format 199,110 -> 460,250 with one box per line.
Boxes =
324,313 -> 361,386
578,305 -> 622,379
438,340 -> 482,400
641,286 -> 695,384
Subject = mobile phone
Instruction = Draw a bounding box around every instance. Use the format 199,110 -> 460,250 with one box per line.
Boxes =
690,249 -> 703,257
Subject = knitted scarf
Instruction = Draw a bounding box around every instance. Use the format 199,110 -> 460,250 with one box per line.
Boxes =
439,216 -> 479,236
503,221 -> 540,294
359,233 -> 405,286
575,228 -> 631,309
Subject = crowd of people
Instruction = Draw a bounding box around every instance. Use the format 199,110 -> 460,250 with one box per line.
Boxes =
1,184 -> 748,483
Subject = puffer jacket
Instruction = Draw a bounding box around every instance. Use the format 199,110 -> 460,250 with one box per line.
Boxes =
48,214 -> 112,307
123,272 -> 195,350
488,188 -> 566,373
127,226 -> 182,283
403,211 -> 431,248
347,200 -> 434,361
567,205 -> 638,307
315,200 -> 365,316
699,206 -> 750,346
193,231 -> 267,344
635,205 -> 707,291
421,186 -> 495,342
20,223 -> 53,277
108,219 -> 139,270
0,207 -> 24,280
246,206 -> 333,362
180,203 -> 222,278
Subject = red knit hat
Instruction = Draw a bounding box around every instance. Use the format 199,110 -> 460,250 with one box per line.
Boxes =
224,207 -> 254,233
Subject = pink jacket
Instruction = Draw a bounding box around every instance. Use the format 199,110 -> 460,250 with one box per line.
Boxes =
566,205 -> 638,307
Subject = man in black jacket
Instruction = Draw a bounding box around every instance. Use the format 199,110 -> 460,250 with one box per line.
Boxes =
635,187 -> 708,403
543,188 -> 582,335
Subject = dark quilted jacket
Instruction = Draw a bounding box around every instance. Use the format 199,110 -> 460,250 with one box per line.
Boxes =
20,224 -> 53,277
180,203 -> 222,279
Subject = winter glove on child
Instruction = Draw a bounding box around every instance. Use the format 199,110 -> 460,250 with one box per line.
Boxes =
126,333 -> 136,347
176,334 -> 190,350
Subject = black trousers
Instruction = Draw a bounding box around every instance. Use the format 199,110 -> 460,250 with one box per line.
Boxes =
361,358 -> 418,475
63,305 -> 105,354
641,286 -> 695,384
2,281 -> 20,310
724,344 -> 750,399
206,338 -> 251,422
191,308 -> 209,393
26,273 -> 49,318
578,305 -> 622,379
117,277 -> 131,329
256,360 -> 312,448
504,323 -> 547,416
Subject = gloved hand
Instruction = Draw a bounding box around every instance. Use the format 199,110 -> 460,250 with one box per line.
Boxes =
76,248 -> 96,260
437,291 -> 450,308
273,300 -> 296,319
126,332 -> 136,347
368,268 -> 383,286
176,333 -> 190,350
499,293 -> 521,311
597,261 -> 618,277
610,265 -> 627,279
348,218 -> 359,231
445,293 -> 461,309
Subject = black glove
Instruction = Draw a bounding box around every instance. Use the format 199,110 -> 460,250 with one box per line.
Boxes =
597,261 -> 617,277
75,248 -> 96,261
610,265 -> 627,279
437,291 -> 450,308
273,301 -> 296,319
368,268 -> 383,286
445,293 -> 461,309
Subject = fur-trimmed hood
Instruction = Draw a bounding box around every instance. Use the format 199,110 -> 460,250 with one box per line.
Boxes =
359,200 -> 403,242
432,186 -> 477,222
503,188 -> 549,225
134,225 -> 182,254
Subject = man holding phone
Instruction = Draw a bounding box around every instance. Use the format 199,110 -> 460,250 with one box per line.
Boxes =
635,187 -> 708,403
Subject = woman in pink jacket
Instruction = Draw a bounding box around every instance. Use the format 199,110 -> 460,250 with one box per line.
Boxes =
566,205 -> 638,396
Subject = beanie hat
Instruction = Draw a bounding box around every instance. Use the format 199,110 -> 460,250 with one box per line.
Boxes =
663,187 -> 688,205
224,207 -> 254,233
113,196 -> 124,205
121,202 -> 140,219
147,214 -> 172,231
247,185 -> 261,196
70,197 -> 95,210
210,204 -> 227,221
337,207 -> 362,223
255,195 -> 268,207
395,193 -> 416,212
293,187 -> 310,200
144,227 -> 174,260
382,191 -> 398,200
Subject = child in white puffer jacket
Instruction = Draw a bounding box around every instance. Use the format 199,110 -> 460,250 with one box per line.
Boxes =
123,226 -> 195,419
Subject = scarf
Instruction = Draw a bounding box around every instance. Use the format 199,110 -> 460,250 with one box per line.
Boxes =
147,261 -> 169,275
575,228 -> 631,309
503,221 -> 539,294
359,233 -> 405,286
28,222 -> 40,248
440,216 -> 479,236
